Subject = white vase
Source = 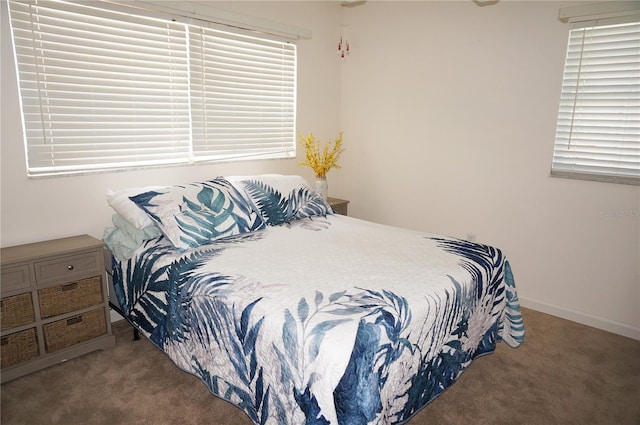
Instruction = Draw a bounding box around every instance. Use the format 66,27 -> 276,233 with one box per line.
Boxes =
315,177 -> 328,199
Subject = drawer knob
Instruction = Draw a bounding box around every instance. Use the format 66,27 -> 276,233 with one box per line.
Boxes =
67,265 -> 74,271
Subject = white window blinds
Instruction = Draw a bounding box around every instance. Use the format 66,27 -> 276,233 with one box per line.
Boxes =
189,27 -> 296,162
7,0 -> 297,177
552,19 -> 640,185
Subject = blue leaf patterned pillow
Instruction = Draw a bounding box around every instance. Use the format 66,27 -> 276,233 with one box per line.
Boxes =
129,177 -> 265,251
239,179 -> 333,226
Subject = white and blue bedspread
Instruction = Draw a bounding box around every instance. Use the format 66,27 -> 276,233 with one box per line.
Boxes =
112,215 -> 524,425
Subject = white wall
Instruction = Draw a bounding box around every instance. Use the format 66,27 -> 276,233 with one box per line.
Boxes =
0,0 -> 342,247
335,0 -> 639,339
2,1 -> 638,339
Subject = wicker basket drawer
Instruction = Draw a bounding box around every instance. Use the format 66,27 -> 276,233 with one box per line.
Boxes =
38,276 -> 103,319
1,328 -> 39,368
43,308 -> 106,353
35,251 -> 101,284
1,293 -> 35,331
1,264 -> 32,292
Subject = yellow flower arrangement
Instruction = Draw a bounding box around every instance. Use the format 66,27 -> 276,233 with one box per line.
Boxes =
298,132 -> 345,179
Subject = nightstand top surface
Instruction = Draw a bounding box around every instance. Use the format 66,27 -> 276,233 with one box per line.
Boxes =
1,235 -> 103,266
327,197 -> 349,204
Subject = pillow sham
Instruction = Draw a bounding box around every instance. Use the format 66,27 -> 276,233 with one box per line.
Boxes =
129,177 -> 265,251
237,177 -> 333,226
227,174 -> 310,196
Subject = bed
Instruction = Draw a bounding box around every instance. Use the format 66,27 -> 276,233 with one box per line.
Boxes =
103,174 -> 525,425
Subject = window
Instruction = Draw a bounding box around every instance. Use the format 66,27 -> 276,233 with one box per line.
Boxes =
7,0 -> 298,177
551,15 -> 639,185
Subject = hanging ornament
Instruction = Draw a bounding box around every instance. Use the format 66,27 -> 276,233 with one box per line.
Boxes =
337,35 -> 350,60
338,24 -> 351,61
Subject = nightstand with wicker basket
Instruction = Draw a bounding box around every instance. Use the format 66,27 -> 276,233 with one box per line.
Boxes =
1,235 -> 116,383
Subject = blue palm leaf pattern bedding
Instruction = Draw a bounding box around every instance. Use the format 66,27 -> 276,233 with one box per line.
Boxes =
111,214 -> 524,425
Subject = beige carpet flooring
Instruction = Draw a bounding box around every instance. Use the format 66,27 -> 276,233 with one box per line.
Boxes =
1,307 -> 639,425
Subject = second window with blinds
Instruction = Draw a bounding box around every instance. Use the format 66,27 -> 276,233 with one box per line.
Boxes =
551,17 -> 639,186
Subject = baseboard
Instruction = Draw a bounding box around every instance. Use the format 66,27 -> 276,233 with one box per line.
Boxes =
520,297 -> 640,341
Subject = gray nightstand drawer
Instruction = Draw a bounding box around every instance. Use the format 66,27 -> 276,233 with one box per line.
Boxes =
35,251 -> 102,284
1,265 -> 32,291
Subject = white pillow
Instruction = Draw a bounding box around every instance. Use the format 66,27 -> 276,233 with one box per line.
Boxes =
106,186 -> 166,229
